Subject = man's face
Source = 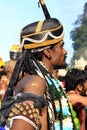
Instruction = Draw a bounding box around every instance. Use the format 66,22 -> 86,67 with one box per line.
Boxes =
0,75 -> 9,85
49,40 -> 67,69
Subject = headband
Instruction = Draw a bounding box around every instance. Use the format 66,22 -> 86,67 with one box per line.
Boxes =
20,18 -> 64,51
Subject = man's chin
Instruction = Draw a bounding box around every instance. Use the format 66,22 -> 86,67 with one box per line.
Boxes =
55,63 -> 68,69
57,63 -> 68,69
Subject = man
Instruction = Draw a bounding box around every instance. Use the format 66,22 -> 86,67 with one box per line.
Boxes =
2,17 -> 80,130
0,2 -> 79,130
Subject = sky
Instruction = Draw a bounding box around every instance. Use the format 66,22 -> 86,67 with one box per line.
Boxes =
0,0 -> 87,64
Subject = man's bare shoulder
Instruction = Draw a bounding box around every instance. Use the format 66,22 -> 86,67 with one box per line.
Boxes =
15,74 -> 47,95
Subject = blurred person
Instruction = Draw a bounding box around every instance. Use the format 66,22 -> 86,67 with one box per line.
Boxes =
0,82 -> 8,101
0,71 -> 9,85
60,68 -> 87,130
0,71 -> 8,108
5,44 -> 22,82
63,68 -> 87,97
0,58 -> 5,72
0,66 -> 5,72
9,44 -> 22,61
5,60 -> 17,82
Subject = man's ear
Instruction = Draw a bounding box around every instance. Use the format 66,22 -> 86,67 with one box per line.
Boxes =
76,84 -> 83,93
43,49 -> 51,59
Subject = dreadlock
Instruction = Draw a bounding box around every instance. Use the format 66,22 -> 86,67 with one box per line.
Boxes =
4,50 -> 43,98
22,50 -> 38,75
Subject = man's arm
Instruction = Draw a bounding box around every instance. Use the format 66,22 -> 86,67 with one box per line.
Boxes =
10,75 -> 48,130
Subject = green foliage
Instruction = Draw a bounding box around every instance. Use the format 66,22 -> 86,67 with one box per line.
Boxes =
70,2 -> 87,66
71,25 -> 87,51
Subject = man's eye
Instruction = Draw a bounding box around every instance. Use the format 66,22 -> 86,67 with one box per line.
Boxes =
61,45 -> 64,48
62,43 -> 65,48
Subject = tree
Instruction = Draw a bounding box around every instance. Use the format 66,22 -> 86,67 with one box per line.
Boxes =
70,2 -> 87,67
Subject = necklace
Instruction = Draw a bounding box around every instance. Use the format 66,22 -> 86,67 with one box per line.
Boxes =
37,61 -> 81,130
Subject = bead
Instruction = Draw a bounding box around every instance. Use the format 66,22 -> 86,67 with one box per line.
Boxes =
22,102 -> 26,106
14,103 -> 20,108
9,112 -> 14,117
15,110 -> 19,115
28,109 -> 32,114
30,104 -> 34,109
12,107 -> 17,113
29,114 -> 33,119
23,111 -> 27,115
36,119 -> 40,124
20,107 -> 24,111
32,108 -> 36,113
25,105 -> 30,110
35,108 -> 39,114
8,102 -> 41,129
33,113 -> 37,118
7,118 -> 11,122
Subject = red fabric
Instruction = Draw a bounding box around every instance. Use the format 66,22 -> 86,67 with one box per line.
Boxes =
74,102 -> 86,130
78,109 -> 86,130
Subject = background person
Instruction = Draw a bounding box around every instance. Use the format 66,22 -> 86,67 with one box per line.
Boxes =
0,70 -> 8,107
5,60 -> 17,82
60,68 -> 87,130
0,58 -> 5,72
5,44 -> 22,82
0,82 -> 8,101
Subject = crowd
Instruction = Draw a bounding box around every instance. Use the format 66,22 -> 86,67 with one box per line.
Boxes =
0,44 -> 21,103
0,0 -> 87,130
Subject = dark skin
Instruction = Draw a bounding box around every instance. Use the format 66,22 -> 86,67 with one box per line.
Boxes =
12,75 -> 48,130
11,41 -> 67,130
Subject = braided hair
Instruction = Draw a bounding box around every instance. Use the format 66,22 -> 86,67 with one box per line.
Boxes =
4,50 -> 41,97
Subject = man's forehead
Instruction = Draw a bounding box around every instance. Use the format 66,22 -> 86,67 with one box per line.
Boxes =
60,40 -> 64,44
55,40 -> 64,46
